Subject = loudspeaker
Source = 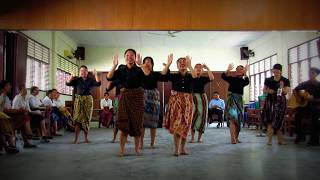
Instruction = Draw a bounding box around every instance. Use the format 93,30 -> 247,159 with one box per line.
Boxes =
74,47 -> 85,60
240,47 -> 249,60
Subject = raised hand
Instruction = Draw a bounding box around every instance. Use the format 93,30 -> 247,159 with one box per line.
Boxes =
186,55 -> 192,67
244,64 -> 249,74
202,63 -> 209,70
72,69 -> 79,77
135,53 -> 142,65
167,53 -> 173,66
113,55 -> 119,67
227,63 -> 234,71
93,69 -> 97,76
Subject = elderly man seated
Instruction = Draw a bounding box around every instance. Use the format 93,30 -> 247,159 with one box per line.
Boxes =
208,91 -> 225,128
100,92 -> 113,128
29,86 -> 51,143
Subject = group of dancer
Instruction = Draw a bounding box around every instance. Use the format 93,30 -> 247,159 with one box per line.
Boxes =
64,48 -> 320,157
66,48 -> 247,156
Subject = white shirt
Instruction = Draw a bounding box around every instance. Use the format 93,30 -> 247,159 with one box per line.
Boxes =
100,98 -> 113,109
29,94 -> 44,114
12,94 -> 31,112
53,99 -> 64,108
42,96 -> 55,107
0,93 -> 11,112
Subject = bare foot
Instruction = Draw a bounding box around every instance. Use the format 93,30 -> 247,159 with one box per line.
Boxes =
197,140 -> 203,143
174,152 -> 179,156
118,152 -> 124,157
84,139 -> 90,143
278,142 -> 286,145
73,140 -> 79,144
189,140 -> 195,143
150,145 -> 156,149
135,150 -> 141,156
267,142 -> 272,145
180,150 -> 189,155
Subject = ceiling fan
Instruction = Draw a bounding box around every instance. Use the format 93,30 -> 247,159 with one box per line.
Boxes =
148,31 -> 182,37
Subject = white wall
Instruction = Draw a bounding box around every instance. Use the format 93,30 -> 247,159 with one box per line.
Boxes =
83,46 -> 244,72
21,31 -> 78,104
244,31 -> 320,103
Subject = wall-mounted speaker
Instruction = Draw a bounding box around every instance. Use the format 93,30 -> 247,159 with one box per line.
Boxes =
240,47 -> 249,60
74,47 -> 85,60
240,47 -> 254,60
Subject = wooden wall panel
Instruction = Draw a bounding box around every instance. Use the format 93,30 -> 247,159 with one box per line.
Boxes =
5,32 -> 27,98
0,31 -> 4,80
0,0 -> 319,30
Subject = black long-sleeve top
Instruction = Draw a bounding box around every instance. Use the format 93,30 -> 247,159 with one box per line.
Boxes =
143,71 -> 168,90
66,77 -> 101,95
192,76 -> 212,93
107,64 -> 146,89
167,72 -> 193,93
221,72 -> 249,95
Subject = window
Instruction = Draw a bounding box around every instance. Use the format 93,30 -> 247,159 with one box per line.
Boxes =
26,39 -> 50,91
288,37 -> 320,89
249,54 -> 277,101
56,56 -> 78,95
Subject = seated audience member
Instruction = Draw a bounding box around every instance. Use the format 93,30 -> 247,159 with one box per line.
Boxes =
43,89 -> 62,136
29,86 -> 50,143
12,85 -> 39,148
0,80 -> 19,154
53,91 -> 74,131
208,91 -> 225,128
100,92 -> 113,128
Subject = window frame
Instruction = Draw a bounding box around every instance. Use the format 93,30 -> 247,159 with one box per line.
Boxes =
249,54 -> 277,101
288,36 -> 320,89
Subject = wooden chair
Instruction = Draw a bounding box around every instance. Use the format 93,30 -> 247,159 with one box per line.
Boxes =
283,107 -> 296,137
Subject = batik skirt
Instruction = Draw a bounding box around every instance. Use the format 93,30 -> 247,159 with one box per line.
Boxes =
191,93 -> 208,133
164,91 -> 194,139
143,89 -> 161,128
117,88 -> 144,136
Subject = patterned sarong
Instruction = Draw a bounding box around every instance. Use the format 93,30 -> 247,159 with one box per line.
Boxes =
73,95 -> 93,132
117,88 -> 144,136
262,94 -> 287,130
164,91 -> 194,139
191,93 -> 208,133
225,92 -> 244,132
143,89 -> 161,128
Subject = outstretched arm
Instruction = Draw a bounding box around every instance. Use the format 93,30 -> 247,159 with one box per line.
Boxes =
107,55 -> 119,80
203,64 -> 214,81
136,53 -> 150,76
186,55 -> 196,78
161,53 -> 173,75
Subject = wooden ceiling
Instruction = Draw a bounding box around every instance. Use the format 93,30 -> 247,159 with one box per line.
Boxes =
0,0 -> 319,30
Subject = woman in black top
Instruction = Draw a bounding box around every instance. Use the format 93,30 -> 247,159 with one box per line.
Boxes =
221,64 -> 249,144
163,54 -> 196,156
140,56 -> 168,149
190,64 -> 214,143
66,65 -> 101,144
107,49 -> 150,156
262,64 -> 290,145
